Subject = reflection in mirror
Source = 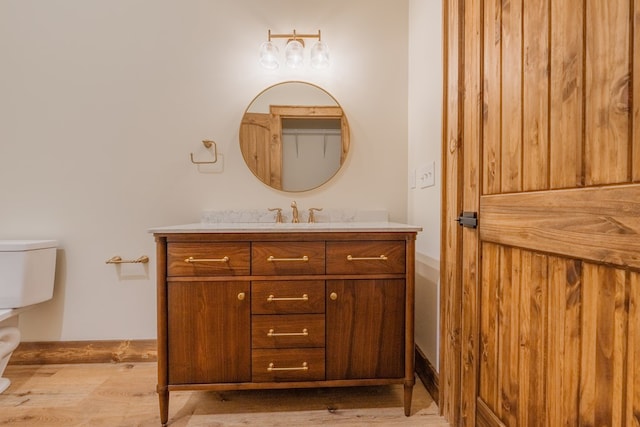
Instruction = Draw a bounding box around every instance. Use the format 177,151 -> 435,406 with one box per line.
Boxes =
240,82 -> 349,192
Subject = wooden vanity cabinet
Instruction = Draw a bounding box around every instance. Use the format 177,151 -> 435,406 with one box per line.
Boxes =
326,278 -> 405,380
167,280 -> 251,384
154,230 -> 417,427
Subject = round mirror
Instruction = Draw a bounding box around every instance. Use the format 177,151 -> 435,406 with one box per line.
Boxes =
240,81 -> 350,192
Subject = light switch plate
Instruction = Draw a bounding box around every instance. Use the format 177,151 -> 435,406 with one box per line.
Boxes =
418,161 -> 435,188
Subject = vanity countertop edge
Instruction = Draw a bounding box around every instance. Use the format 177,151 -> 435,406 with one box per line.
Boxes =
148,222 -> 422,234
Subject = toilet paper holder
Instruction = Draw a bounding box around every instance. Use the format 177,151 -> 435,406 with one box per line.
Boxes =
105,255 -> 149,264
189,140 -> 218,164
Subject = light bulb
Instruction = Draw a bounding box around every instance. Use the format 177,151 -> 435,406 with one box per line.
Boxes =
285,40 -> 304,68
259,41 -> 279,69
310,40 -> 330,69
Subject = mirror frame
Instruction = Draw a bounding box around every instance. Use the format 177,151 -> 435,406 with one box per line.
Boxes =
239,81 -> 350,192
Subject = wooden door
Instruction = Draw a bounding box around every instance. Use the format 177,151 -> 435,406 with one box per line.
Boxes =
167,281 -> 251,384
239,112 -> 282,189
441,0 -> 640,426
326,279 -> 405,379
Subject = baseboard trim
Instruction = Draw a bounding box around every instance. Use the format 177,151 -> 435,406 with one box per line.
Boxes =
415,345 -> 439,402
9,339 -> 157,365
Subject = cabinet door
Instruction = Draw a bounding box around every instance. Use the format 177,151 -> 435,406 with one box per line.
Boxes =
326,279 -> 405,379
167,281 -> 250,384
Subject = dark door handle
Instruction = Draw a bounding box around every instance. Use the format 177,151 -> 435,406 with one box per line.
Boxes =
456,212 -> 478,228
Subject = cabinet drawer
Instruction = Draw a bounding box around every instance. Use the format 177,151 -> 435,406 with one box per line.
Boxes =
252,242 -> 325,275
252,314 -> 325,349
252,280 -> 325,314
252,348 -> 325,382
167,243 -> 250,276
326,241 -> 405,274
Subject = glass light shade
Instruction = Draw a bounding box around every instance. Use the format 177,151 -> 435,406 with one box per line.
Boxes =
259,41 -> 279,69
285,40 -> 304,68
310,40 -> 330,69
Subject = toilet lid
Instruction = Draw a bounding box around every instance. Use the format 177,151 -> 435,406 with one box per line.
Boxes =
0,240 -> 58,251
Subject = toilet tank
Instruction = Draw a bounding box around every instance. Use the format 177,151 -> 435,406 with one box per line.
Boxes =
0,240 -> 57,308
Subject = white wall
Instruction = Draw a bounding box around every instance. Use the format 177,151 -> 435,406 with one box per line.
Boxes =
0,0 -> 411,341
408,0 -> 443,370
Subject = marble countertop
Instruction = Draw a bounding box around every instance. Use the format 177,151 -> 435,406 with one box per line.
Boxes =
149,209 -> 422,234
149,221 -> 422,234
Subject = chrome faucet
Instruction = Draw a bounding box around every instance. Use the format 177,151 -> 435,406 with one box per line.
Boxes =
291,201 -> 299,223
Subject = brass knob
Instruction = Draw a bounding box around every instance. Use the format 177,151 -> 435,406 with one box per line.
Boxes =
237,292 -> 245,301
330,292 -> 338,301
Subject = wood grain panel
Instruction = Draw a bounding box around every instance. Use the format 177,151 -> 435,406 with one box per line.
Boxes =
167,281 -> 251,385
326,279 -> 405,380
608,268 -> 627,427
522,0 -> 549,191
500,0 -> 523,193
517,251 -> 531,427
546,256 -> 581,427
326,240 -> 405,275
340,118 -> 350,164
635,0 -> 640,183
460,0 -> 483,422
269,113 -> 283,189
1,362 -> 446,426
628,272 -> 640,426
483,0 -> 501,195
477,398 -> 506,427
269,106 -> 344,117
579,264 -> 628,425
240,112 -> 279,188
10,340 -> 157,365
585,1 -> 630,185
440,0 -> 464,422
444,0 -> 640,425
479,243 -> 499,412
497,247 -> 519,426
251,348 -> 325,382
480,185 -> 640,270
549,0 -> 584,189
156,236 -> 169,419
518,251 -> 547,427
167,242 -> 250,276
251,280 -> 325,315
579,263 -> 597,426
415,345 -> 439,403
252,242 -> 325,275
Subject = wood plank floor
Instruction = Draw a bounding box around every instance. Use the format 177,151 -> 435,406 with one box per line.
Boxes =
0,362 -> 449,426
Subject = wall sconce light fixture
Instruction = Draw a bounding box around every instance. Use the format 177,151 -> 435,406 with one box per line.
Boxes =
259,29 -> 330,70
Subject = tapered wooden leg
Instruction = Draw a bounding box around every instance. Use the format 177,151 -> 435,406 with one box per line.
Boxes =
158,387 -> 169,426
404,383 -> 413,416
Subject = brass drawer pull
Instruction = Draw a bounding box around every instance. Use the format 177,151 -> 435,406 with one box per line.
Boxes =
267,328 -> 309,337
267,255 -> 309,262
346,254 -> 388,261
184,256 -> 230,263
267,362 -> 308,372
267,294 -> 309,302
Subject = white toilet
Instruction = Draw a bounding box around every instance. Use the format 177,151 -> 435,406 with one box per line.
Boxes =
0,240 -> 57,393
